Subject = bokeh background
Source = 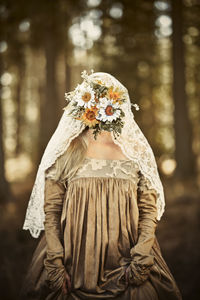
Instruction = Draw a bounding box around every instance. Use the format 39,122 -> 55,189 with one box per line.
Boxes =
0,0 -> 200,299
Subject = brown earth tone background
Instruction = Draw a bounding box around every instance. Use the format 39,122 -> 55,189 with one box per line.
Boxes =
0,0 -> 200,299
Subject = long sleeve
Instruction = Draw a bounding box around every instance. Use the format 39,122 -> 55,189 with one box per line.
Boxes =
43,165 -> 67,291
128,170 -> 158,285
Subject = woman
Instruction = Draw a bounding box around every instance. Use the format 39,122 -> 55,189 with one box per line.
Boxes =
20,71 -> 182,299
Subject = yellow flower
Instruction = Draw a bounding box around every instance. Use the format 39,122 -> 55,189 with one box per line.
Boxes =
79,107 -> 99,127
108,87 -> 124,104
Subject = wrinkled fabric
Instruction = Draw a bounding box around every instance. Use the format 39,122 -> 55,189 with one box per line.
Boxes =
20,158 -> 182,300
128,170 -> 158,286
43,179 -> 66,291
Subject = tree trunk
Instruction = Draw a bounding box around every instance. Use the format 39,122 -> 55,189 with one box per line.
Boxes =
15,66 -> 24,155
38,32 -> 60,160
65,62 -> 71,93
0,55 -> 13,202
171,0 -> 196,179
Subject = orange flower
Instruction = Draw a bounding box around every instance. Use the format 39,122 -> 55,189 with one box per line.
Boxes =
80,107 -> 99,127
108,87 -> 124,104
82,92 -> 92,103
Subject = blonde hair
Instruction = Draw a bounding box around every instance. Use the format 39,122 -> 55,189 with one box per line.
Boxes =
45,128 -> 88,185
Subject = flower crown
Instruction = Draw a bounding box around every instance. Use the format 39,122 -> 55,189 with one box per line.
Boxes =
63,70 -> 139,139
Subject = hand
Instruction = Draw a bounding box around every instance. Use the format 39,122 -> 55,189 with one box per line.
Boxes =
62,270 -> 71,295
125,263 -> 151,286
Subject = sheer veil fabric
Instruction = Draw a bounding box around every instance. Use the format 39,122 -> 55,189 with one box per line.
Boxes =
22,72 -> 165,239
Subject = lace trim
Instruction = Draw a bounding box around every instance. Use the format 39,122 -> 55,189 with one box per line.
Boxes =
111,100 -> 165,221
71,157 -> 139,183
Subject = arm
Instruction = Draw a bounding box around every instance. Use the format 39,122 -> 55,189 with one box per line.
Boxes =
127,170 -> 158,285
43,166 -> 66,291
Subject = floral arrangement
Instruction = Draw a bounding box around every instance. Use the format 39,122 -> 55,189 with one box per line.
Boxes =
63,70 -> 139,139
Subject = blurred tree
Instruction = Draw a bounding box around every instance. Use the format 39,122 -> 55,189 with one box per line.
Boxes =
171,0 -> 197,179
15,56 -> 26,156
1,0 -> 28,157
0,55 -> 12,202
0,0 -> 25,201
182,0 -> 200,182
26,0 -> 65,161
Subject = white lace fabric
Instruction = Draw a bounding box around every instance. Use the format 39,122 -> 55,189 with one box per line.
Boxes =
23,72 -> 165,238
69,157 -> 140,184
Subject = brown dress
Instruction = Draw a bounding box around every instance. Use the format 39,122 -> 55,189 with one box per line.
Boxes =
20,157 -> 182,299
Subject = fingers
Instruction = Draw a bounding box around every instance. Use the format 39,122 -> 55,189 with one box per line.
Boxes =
62,271 -> 71,295
65,272 -> 72,292
62,279 -> 68,295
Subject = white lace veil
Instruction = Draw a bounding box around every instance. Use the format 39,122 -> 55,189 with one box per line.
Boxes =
22,71 -> 165,238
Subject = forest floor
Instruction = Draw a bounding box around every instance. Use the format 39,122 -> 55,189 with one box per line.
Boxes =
0,175 -> 199,300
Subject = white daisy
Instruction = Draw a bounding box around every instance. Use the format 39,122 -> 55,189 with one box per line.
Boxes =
96,97 -> 108,108
97,99 -> 121,122
74,83 -> 95,108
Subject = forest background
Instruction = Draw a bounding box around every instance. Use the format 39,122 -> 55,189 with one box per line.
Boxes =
0,0 -> 200,299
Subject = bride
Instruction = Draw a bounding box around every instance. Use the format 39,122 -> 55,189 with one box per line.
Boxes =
20,71 -> 182,299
